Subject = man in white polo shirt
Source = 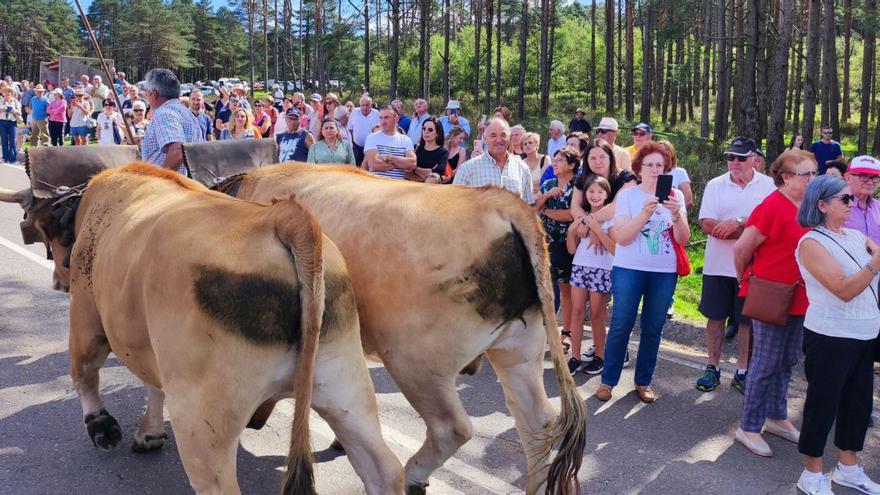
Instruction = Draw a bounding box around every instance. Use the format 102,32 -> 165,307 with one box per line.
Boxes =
349,94 -> 380,167
696,137 -> 776,394
364,105 -> 416,180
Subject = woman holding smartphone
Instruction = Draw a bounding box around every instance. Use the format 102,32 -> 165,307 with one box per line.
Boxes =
596,141 -> 689,404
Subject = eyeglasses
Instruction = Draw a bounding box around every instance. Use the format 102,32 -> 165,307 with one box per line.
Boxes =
597,129 -> 610,135
422,127 -> 435,132
725,154 -> 749,162
793,170 -> 818,177
254,103 -> 263,107
834,194 -> 855,205
133,109 -> 144,113
856,174 -> 880,184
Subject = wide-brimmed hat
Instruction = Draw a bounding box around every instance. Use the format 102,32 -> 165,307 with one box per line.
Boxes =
596,117 -> 619,132
231,84 -> 246,93
848,156 -> 880,176
33,84 -> 45,92
445,100 -> 461,110
52,88 -> 63,96
725,136 -> 756,156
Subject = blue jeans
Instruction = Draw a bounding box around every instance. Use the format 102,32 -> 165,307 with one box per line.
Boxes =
0,120 -> 17,163
602,267 -> 678,387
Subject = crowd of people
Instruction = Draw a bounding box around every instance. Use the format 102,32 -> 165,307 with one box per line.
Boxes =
2,66 -> 879,495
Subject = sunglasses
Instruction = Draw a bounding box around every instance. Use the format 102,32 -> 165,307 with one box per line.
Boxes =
133,109 -> 144,112
422,126 -> 435,132
833,194 -> 855,205
821,130 -> 833,135
597,129 -> 611,135
725,154 -> 749,162
254,103 -> 263,107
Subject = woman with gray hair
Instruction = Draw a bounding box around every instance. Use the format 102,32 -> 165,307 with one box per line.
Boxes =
793,174 -> 880,495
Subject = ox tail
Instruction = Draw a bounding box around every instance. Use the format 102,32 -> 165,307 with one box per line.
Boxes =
512,214 -> 587,495
272,195 -> 324,495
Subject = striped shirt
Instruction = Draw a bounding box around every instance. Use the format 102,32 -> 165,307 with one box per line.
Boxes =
141,98 -> 204,174
364,130 -> 413,180
453,152 -> 536,204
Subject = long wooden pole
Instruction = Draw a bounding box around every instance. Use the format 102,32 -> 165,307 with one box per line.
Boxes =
72,0 -> 135,145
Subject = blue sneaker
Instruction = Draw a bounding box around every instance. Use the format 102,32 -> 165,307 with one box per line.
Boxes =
696,365 -> 721,392
732,371 -> 747,394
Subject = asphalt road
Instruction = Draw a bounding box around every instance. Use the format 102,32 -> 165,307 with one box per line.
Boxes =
1,160 -> 878,495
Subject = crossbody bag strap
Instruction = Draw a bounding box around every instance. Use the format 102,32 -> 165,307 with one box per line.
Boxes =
810,228 -> 878,304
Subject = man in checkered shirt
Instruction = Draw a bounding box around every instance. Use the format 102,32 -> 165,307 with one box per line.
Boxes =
140,68 -> 204,174
453,118 -> 535,205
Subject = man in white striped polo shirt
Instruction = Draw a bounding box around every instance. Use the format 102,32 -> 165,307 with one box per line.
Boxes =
364,105 -> 416,180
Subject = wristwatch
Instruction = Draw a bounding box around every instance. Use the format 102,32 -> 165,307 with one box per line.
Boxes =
736,217 -> 744,226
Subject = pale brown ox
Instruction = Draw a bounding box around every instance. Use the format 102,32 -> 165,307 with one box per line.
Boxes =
0,163 -> 404,495
233,163 -> 588,495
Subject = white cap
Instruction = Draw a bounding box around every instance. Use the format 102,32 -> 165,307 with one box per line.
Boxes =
445,100 -> 461,110
131,100 -> 146,110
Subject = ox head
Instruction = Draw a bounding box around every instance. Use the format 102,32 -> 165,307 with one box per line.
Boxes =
0,186 -> 73,292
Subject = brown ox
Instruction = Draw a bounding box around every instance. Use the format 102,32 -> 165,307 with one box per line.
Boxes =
234,163 -> 588,494
0,164 -> 404,495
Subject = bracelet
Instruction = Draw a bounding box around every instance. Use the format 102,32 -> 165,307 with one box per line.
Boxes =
867,265 -> 879,275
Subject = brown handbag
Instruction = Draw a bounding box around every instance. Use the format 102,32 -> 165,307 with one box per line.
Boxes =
741,276 -> 799,327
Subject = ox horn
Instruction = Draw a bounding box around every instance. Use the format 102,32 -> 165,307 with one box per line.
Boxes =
0,187 -> 33,209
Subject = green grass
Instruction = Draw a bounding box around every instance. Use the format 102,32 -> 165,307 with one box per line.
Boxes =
673,235 -> 708,324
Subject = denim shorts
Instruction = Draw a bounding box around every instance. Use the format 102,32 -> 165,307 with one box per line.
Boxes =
570,264 -> 612,293
70,126 -> 88,137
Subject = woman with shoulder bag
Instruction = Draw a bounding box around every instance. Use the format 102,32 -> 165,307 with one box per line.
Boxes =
733,150 -> 815,458
793,174 -> 880,495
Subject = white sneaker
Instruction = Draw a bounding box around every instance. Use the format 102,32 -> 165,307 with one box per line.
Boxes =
798,471 -> 835,495
831,465 -> 880,495
581,345 -> 596,363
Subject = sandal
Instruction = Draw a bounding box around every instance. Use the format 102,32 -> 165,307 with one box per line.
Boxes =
561,331 -> 572,352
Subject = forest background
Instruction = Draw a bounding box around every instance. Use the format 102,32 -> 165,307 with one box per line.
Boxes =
3,0 -> 880,321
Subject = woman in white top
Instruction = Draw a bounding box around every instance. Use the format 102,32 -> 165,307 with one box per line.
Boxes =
566,174 -> 615,376
793,175 -> 880,495
95,99 -> 124,145
595,141 -> 689,404
520,131 -> 550,192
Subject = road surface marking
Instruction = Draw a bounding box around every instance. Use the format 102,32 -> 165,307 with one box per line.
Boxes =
0,234 -> 54,270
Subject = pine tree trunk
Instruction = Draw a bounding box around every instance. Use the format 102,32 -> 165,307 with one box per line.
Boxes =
443,0 -> 451,102
700,1 -> 712,138
604,0 -> 615,112
654,35 -> 664,111
756,0 -> 770,142
859,0 -> 876,153
842,0 -> 852,122
625,0 -> 634,121
484,0 -> 493,115
496,0 -> 501,104
801,0 -> 821,143
418,0 -> 427,97
248,0 -> 256,98
516,0 -> 529,119
736,0 -> 759,139
767,0 -> 793,160
639,2 -> 653,124
590,0 -> 597,109
792,10 -> 805,132
616,0 -> 623,110
390,0 -> 400,99
662,42 -> 673,124
539,0 -> 551,116
714,0 -> 730,143
364,1 -> 371,93
474,0 -> 483,105
822,0 -> 839,139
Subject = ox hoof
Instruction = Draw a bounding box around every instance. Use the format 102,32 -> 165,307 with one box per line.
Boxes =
85,409 -> 122,450
132,433 -> 168,453
406,482 -> 428,495
329,439 -> 345,453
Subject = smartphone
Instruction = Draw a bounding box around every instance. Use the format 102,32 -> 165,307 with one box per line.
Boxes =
655,174 -> 673,202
